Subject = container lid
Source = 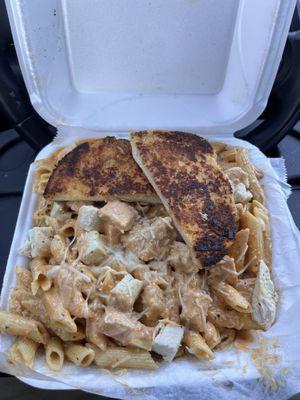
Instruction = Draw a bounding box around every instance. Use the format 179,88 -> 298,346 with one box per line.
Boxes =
5,0 -> 296,134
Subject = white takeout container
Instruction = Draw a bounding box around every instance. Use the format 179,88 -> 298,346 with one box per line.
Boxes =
2,0 -> 300,398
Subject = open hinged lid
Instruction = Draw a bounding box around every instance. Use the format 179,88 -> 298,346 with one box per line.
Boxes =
5,0 -> 296,134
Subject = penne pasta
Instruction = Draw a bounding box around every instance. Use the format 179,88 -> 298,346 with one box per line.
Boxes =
0,310 -> 49,344
64,343 -> 95,367
33,200 -> 50,227
211,281 -> 252,313
58,219 -> 76,237
34,159 -> 54,180
215,328 -> 236,350
208,305 -> 259,330
253,206 -> 272,269
42,287 -> 77,333
10,287 -> 82,341
208,256 -> 237,285
228,229 -> 250,272
235,148 -> 265,204
184,330 -> 214,361
15,265 -> 32,290
234,278 -> 256,303
219,147 -> 237,162
88,344 -> 158,370
219,161 -> 238,170
5,139 -> 275,372
53,325 -> 86,342
235,203 -> 245,219
251,199 -> 267,213
30,258 -> 52,295
11,287 -> 49,321
240,211 -> 264,274
34,172 -> 51,195
9,336 -> 39,368
203,321 -> 221,349
50,234 -> 70,264
45,337 -> 64,371
211,141 -> 227,154
86,315 -> 108,351
55,267 -> 93,319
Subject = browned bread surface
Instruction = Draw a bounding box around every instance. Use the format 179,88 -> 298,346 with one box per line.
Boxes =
44,137 -> 159,203
131,131 -> 237,267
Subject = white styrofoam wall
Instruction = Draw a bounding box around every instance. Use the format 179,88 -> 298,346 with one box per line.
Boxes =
5,0 -> 296,133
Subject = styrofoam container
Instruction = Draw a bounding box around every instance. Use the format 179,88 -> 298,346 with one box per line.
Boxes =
5,0 -> 296,133
1,0 -> 298,395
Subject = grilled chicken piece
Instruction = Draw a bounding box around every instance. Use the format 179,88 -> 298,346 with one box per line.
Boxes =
131,131 -> 237,267
168,241 -> 197,273
180,287 -> 212,333
122,216 -> 176,262
224,167 -> 252,204
99,200 -> 138,232
76,205 -> 103,232
44,138 -> 159,203
99,307 -> 154,350
141,283 -> 165,323
152,323 -> 184,362
251,260 -> 278,330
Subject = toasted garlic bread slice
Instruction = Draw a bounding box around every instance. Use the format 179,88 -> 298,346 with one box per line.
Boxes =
131,131 -> 237,267
44,138 -> 159,203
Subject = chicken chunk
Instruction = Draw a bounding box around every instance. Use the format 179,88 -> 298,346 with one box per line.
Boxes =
86,314 -> 109,350
18,240 -> 32,258
109,275 -> 143,311
104,224 -> 121,246
180,287 -> 212,332
50,202 -> 72,222
208,256 -> 237,285
78,231 -> 107,265
99,201 -> 138,232
225,167 -> 253,204
141,283 -> 165,323
132,266 -> 170,289
162,285 -> 180,323
234,183 -> 253,204
27,227 -> 54,258
168,241 -> 197,273
252,260 -> 278,330
148,260 -> 170,276
152,324 -> 184,362
225,167 -> 249,187
77,205 -> 103,232
122,217 -> 176,262
99,307 -> 154,350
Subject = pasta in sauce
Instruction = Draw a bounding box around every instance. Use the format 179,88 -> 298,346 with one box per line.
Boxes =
2,140 -> 277,372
